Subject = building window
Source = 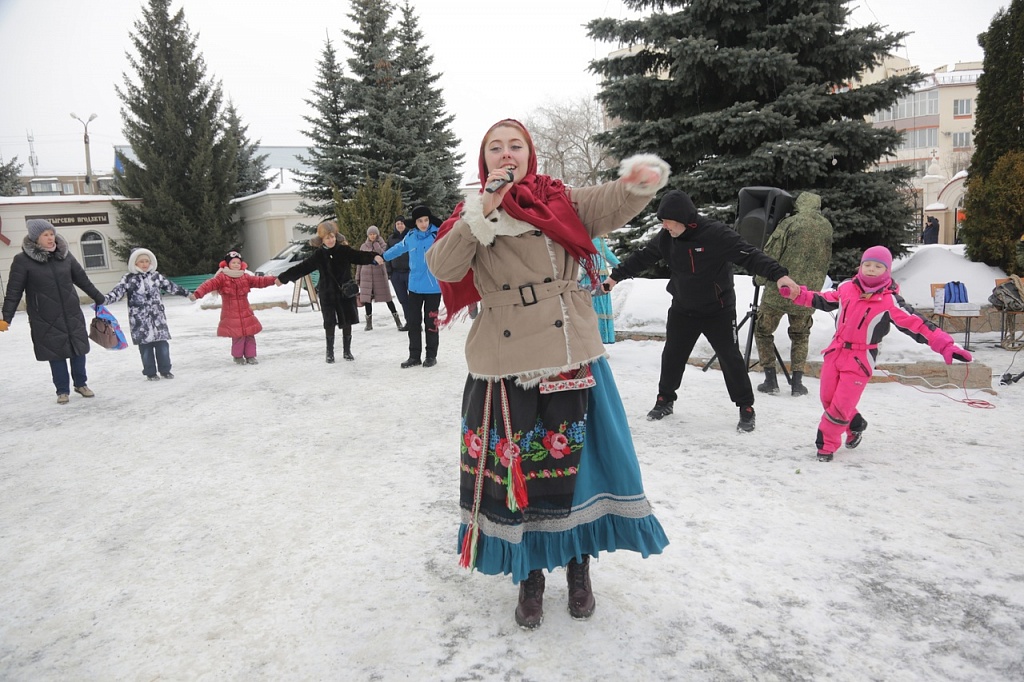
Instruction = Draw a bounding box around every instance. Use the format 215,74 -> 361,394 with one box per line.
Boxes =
953,99 -> 973,116
873,90 -> 939,122
62,183 -> 75,195
97,177 -> 115,194
81,231 -> 108,270
29,179 -> 61,195
899,127 -> 938,151
952,132 -> 972,148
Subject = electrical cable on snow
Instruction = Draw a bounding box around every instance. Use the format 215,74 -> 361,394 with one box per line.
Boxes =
878,362 -> 995,409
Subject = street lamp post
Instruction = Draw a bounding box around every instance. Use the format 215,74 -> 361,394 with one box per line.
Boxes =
70,112 -> 97,194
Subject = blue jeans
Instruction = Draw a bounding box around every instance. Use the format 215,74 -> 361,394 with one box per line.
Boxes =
139,340 -> 171,377
49,355 -> 88,395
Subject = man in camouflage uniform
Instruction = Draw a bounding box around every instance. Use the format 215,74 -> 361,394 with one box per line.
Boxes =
753,191 -> 833,396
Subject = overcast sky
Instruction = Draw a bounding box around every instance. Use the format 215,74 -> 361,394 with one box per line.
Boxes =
0,0 -> 1008,181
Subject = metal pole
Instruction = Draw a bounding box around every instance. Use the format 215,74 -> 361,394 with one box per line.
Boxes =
70,113 -> 97,194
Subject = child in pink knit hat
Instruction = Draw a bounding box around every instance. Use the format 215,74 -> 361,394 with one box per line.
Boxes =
781,246 -> 971,462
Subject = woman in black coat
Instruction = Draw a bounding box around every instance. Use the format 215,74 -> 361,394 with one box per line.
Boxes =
1,219 -> 105,403
275,220 -> 384,362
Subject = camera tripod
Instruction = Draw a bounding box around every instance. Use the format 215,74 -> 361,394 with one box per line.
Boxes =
1000,369 -> 1024,385
702,278 -> 791,386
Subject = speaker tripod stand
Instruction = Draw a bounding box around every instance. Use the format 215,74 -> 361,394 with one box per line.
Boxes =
702,278 -> 791,386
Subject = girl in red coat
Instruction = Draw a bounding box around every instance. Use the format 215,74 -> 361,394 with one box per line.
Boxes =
783,246 -> 972,462
192,251 -> 278,365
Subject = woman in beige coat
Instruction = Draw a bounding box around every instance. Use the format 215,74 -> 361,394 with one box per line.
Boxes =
426,119 -> 670,629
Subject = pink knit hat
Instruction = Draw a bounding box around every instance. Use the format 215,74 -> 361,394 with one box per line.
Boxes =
861,246 -> 892,271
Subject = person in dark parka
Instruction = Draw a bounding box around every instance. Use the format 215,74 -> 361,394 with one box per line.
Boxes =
604,190 -> 799,432
276,219 -> 384,362
1,219 -> 106,403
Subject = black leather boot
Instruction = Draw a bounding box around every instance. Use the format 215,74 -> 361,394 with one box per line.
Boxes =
757,367 -> 779,394
791,370 -> 808,396
566,555 -> 595,619
342,330 -> 354,361
515,570 -> 545,629
325,329 -> 335,364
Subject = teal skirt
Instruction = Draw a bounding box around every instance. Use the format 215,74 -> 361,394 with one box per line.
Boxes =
457,357 -> 668,583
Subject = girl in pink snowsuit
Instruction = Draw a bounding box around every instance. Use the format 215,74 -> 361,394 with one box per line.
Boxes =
783,246 -> 972,462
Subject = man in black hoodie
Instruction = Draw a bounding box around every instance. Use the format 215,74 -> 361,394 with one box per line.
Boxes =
605,190 -> 798,432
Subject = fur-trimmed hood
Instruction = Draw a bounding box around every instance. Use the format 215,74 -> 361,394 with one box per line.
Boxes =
22,233 -> 69,263
129,248 -> 158,274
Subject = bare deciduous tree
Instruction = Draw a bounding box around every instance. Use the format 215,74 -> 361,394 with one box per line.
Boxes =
523,96 -> 614,187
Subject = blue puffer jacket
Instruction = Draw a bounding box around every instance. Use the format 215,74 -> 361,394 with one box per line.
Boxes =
383,225 -> 440,294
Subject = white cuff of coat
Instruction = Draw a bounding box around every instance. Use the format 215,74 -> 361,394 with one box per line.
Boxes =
618,153 -> 671,196
461,193 -> 523,246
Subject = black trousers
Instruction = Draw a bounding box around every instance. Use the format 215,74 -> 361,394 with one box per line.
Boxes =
406,291 -> 441,360
658,306 -> 753,407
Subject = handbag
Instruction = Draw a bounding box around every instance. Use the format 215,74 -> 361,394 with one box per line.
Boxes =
89,317 -> 120,349
341,279 -> 359,299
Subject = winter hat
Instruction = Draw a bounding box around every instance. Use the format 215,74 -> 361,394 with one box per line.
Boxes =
860,245 -> 892,271
311,220 -> 339,247
129,247 -> 158,274
411,205 -> 431,221
367,225 -> 380,236
656,190 -> 698,228
26,218 -> 56,242
856,245 -> 893,291
219,250 -> 246,270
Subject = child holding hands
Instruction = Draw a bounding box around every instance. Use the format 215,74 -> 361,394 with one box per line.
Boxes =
781,246 -> 972,462
192,250 -> 278,365
103,248 -> 193,380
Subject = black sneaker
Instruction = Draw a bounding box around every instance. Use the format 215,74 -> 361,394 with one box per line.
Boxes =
647,396 -> 674,421
161,372 -> 174,379
846,432 -> 863,449
817,451 -> 834,462
737,406 -> 756,432
423,357 -> 437,368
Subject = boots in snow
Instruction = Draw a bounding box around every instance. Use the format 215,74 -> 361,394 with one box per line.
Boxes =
757,367 -> 779,394
391,311 -> 404,331
737,405 -> 756,432
846,413 -> 868,449
342,332 -> 354,361
515,570 -> 545,629
401,357 -> 422,368
791,370 -> 808,396
325,330 -> 335,364
566,555 -> 596,619
364,314 -> 373,331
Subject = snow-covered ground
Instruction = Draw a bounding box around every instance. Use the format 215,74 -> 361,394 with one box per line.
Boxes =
2,245 -> 1023,680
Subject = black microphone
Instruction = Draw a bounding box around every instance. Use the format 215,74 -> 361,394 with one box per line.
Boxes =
485,167 -> 515,193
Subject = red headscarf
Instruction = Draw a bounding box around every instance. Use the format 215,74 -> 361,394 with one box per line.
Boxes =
436,119 -> 599,324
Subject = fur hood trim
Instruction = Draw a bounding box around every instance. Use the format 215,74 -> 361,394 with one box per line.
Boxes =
460,193 -> 536,246
618,153 -> 671,196
129,248 -> 158,274
22,233 -> 69,263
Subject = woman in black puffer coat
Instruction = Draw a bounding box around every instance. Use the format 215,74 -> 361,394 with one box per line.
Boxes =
1,219 -> 105,403
276,220 -> 384,363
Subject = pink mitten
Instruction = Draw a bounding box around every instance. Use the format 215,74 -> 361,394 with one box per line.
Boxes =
941,345 -> 972,365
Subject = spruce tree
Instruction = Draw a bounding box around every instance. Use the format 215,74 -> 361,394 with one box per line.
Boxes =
296,37 -> 359,223
343,0 -> 406,183
0,156 -> 22,196
114,0 -> 239,276
962,0 -> 1024,269
589,0 -> 919,276
224,101 -> 271,198
392,1 -> 464,212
